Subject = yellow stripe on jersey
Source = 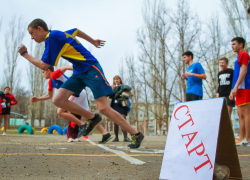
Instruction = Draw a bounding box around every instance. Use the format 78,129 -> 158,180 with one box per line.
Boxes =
54,43 -> 70,66
72,29 -> 78,36
64,32 -> 80,44
45,32 -> 50,39
62,45 -> 86,61
54,43 -> 86,66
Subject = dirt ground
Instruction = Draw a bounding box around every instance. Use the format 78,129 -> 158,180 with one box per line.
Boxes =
0,133 -> 249,180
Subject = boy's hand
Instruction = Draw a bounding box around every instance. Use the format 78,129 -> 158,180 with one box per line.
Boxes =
93,40 -> 106,48
18,44 -> 28,56
2,98 -> 6,102
112,85 -> 116,90
229,87 -> 237,100
30,97 -> 38,102
182,73 -> 187,79
183,72 -> 193,77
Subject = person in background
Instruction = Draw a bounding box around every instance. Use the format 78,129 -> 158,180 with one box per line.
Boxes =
3,87 -> 17,133
0,91 -> 10,135
230,37 -> 250,146
182,51 -> 207,102
217,57 -> 235,117
110,75 -> 131,142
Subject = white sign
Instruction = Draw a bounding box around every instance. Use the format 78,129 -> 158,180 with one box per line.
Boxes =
160,98 -> 224,180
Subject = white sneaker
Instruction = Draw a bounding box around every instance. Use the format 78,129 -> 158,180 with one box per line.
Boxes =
73,138 -> 80,142
2,132 -> 6,136
68,138 -> 74,142
236,139 -> 250,146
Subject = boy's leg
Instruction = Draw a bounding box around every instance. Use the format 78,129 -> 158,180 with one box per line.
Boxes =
4,115 -> 8,133
70,114 -> 80,139
53,89 -> 95,120
0,115 -> 2,127
114,123 -> 119,139
227,106 -> 233,118
242,104 -> 250,141
121,115 -> 128,139
237,107 -> 245,141
6,115 -> 9,129
67,121 -> 71,140
96,125 -> 108,135
57,108 -> 85,126
95,96 -> 138,135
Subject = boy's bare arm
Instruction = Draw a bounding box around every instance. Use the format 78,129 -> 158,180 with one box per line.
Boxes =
182,73 -> 207,80
60,65 -> 73,74
18,44 -> 49,70
232,65 -> 247,90
229,64 -> 247,100
76,30 -> 106,48
30,91 -> 53,102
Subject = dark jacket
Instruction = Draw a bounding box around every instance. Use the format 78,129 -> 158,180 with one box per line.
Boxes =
110,85 -> 132,107
0,91 -> 10,114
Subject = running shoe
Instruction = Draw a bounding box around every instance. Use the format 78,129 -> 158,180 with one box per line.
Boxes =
128,132 -> 144,149
236,139 -> 250,146
124,137 -> 132,142
112,137 -> 119,142
68,138 -> 74,142
73,138 -> 80,142
2,132 -> 6,136
77,113 -> 102,138
99,133 -> 112,144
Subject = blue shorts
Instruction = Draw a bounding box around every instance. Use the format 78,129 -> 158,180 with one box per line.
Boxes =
61,62 -> 114,99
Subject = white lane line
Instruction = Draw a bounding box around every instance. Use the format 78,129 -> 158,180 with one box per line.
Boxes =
85,139 -> 146,165
116,146 -> 164,154
86,139 -> 96,145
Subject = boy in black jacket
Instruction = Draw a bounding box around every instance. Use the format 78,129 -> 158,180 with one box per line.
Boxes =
217,57 -> 235,117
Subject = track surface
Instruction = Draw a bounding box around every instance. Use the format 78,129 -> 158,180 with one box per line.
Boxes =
0,134 -> 249,180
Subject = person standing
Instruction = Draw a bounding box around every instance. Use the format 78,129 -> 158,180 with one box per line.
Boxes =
3,87 -> 17,133
0,91 -> 10,135
110,75 -> 131,142
217,57 -> 235,117
182,51 -> 207,101
230,37 -> 250,146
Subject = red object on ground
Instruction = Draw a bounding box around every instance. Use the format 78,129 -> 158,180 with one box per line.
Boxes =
83,136 -> 88,140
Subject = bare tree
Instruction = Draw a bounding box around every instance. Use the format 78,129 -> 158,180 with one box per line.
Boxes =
126,55 -> 141,126
167,0 -> 201,102
221,0 -> 250,46
28,42 -> 46,126
198,14 -> 225,98
3,15 -> 26,91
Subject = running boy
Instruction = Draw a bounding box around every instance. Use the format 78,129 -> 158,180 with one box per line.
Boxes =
182,51 -> 207,101
18,19 -> 143,148
30,65 -> 112,144
230,37 -> 250,146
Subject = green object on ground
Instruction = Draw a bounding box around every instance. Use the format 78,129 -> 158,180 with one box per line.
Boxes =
17,125 -> 34,135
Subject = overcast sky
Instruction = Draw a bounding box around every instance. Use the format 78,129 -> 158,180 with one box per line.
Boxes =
0,0 -> 223,91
